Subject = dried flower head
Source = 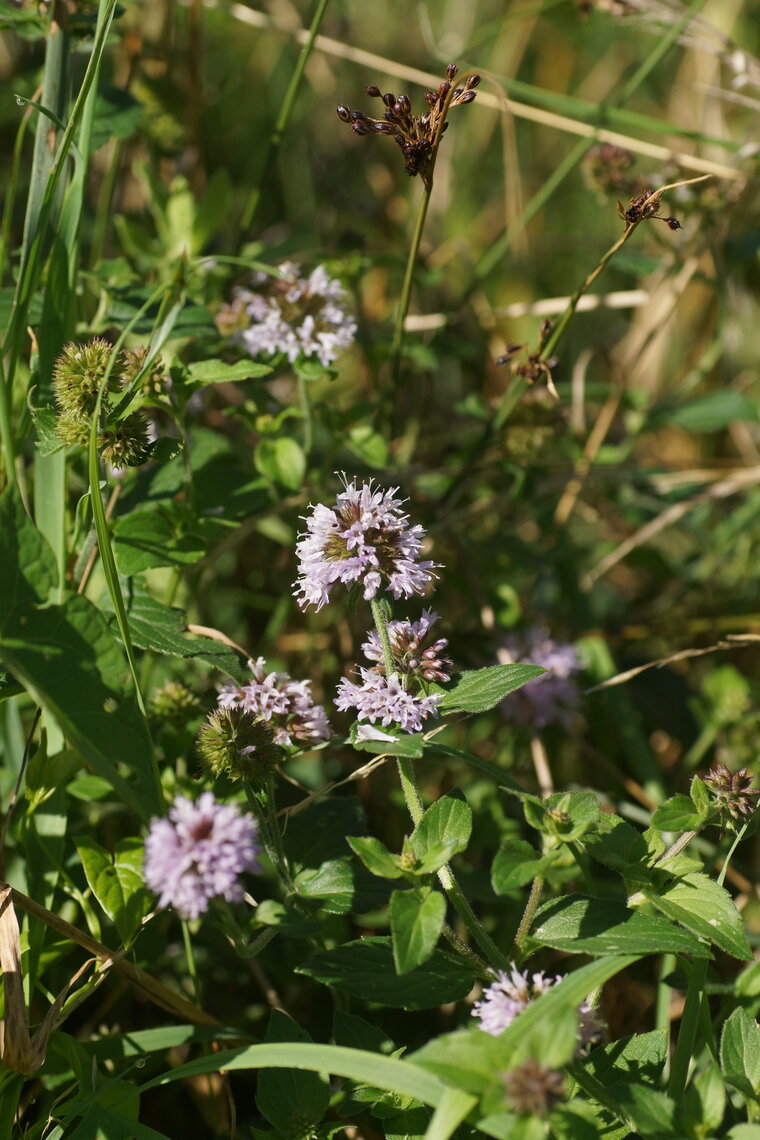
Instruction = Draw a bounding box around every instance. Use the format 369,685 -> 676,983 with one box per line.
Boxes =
585,143 -> 637,197
219,262 -> 356,368
361,610 -> 453,685
143,792 -> 260,920
473,965 -> 603,1052
618,187 -> 681,229
294,479 -> 439,610
703,763 -> 760,823
499,629 -> 583,730
197,707 -> 283,783
218,657 -> 331,750
503,1060 -> 566,1117
336,63 -> 479,183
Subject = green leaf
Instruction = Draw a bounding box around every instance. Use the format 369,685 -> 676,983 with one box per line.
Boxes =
647,872 -> 752,960
581,817 -> 650,882
348,836 -> 404,879
113,507 -> 209,574
665,390 -> 758,432
76,836 -> 150,945
584,1028 -> 668,1087
252,900 -> 321,938
255,1011 -> 330,1134
0,487 -> 58,606
350,724 -> 426,757
652,795 -> 704,832
390,889 -> 447,974
285,798 -> 366,873
430,664 -> 545,715
31,405 -> 65,457
187,359 -> 273,385
727,1127 -> 760,1139
298,938 -> 476,1009
409,790 -> 472,862
529,896 -> 709,957
91,87 -> 142,151
137,1042 -> 449,1110
681,1064 -> 726,1135
295,858 -> 392,915
491,839 -> 560,891
721,1008 -> 760,1100
690,775 -> 711,817
0,593 -> 160,820
332,1010 -> 395,1055
117,583 -> 247,680
255,436 -> 306,491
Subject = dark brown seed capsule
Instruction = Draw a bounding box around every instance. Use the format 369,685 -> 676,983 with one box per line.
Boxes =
351,121 -> 369,135
350,109 -> 367,121
383,92 -> 395,106
438,81 -> 451,98
459,90 -> 476,103
366,84 -> 381,97
466,74 -> 481,89
336,104 -> 351,122
446,63 -> 458,79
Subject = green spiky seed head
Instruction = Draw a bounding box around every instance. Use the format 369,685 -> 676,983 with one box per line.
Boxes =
197,707 -> 283,784
53,339 -> 117,419
121,345 -> 167,401
149,681 -> 201,727
99,412 -> 151,468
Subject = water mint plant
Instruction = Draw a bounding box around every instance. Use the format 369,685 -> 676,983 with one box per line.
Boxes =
2,1 -> 760,1137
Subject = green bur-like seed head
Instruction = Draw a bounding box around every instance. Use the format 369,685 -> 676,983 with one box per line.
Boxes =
197,707 -> 283,784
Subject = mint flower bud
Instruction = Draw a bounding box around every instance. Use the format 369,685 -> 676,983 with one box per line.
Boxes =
197,707 -> 283,783
703,763 -> 760,825
121,345 -> 168,402
361,609 -> 452,685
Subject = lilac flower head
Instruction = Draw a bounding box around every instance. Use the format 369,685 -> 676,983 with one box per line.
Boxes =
473,965 -> 603,1052
499,628 -> 583,730
294,480 -> 439,610
144,793 -> 260,920
217,261 -> 356,367
218,657 -> 331,749
336,668 -> 441,735
362,610 -> 453,685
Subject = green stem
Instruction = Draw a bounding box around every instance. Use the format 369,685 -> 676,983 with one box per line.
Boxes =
298,372 -> 314,459
181,920 -> 202,1006
512,873 -> 545,958
245,779 -> 297,898
369,596 -> 510,970
241,0 -> 331,231
388,181 -> 432,393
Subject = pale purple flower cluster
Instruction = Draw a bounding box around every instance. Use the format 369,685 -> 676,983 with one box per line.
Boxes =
473,965 -> 603,1051
294,480 -> 438,610
336,668 -> 441,735
227,261 -> 356,367
500,628 -> 583,730
144,793 -> 260,920
218,657 -> 331,749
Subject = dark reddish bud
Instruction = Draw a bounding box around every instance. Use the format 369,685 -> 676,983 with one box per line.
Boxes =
350,109 -> 367,121
366,84 -> 381,97
664,217 -> 681,230
438,81 -> 451,99
336,105 -> 351,122
398,94 -> 411,113
466,74 -> 481,88
425,91 -> 437,106
351,121 -> 369,135
453,87 -> 464,99
383,92 -> 395,106
458,90 -> 476,103
446,63 -> 458,79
